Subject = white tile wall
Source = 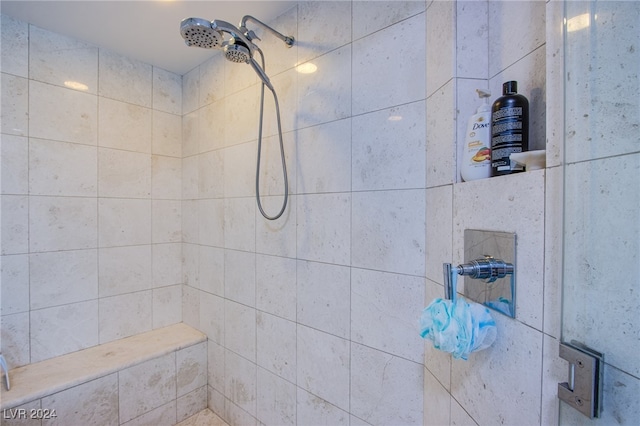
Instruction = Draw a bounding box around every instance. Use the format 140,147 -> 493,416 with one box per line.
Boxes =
3,1 -> 637,425
1,20 -> 183,366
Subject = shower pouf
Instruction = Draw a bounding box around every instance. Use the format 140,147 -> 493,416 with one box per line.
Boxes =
420,297 -> 497,360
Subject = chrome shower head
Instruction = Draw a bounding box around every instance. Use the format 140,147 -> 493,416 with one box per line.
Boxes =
223,38 -> 251,63
180,18 -> 223,49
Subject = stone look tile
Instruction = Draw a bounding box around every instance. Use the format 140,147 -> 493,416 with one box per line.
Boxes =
29,249 -> 98,310
352,102 -> 426,191
98,97 -> 152,153
297,325 -> 349,411
118,352 -> 176,424
296,119 -> 351,195
256,368 -> 296,426
1,254 -> 29,315
296,193 -> 350,265
351,268 -> 424,363
29,25 -> 98,94
1,134 -> 28,194
1,15 -> 28,77
297,260 -> 350,338
256,312 -> 296,383
41,374 -> 118,426
352,14 -> 425,115
352,189 -> 426,276
1,74 -> 28,136
177,342 -> 208,397
99,49 -> 152,107
29,196 -> 97,253
296,387 -> 348,426
29,80 -> 97,144
30,300 -> 99,363
255,254 -> 296,321
224,349 -> 257,418
350,343 -> 423,425
29,138 -> 97,196
98,198 -> 151,247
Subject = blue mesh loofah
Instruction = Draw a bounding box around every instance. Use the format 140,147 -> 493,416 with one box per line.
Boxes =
420,297 -> 497,360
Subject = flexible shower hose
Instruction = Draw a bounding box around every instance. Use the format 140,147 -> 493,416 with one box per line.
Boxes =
255,48 -> 288,220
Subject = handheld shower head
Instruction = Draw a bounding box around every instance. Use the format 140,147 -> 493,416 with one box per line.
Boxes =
223,38 -> 251,63
180,18 -> 223,49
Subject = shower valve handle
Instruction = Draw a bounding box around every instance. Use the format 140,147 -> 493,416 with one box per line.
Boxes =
457,256 -> 514,283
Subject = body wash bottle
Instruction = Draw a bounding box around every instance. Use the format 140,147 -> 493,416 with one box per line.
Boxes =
461,89 -> 492,181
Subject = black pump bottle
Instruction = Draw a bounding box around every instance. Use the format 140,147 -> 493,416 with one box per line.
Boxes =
490,81 -> 529,176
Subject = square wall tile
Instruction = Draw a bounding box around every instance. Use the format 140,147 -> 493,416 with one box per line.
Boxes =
297,1 -> 351,63
351,268 -> 424,363
297,260 -> 350,338
99,245 -> 152,297
98,97 -> 151,153
29,249 -> 98,310
257,367 -> 296,426
352,14 -> 425,115
152,155 -> 182,199
255,254 -> 296,321
29,80 -> 97,145
30,300 -> 99,363
255,195 -> 297,259
297,45 -> 352,128
118,352 -> 176,423
352,190 -> 425,276
177,341 -> 208,397
153,66 -> 182,115
198,245 -> 224,296
1,195 -> 28,255
224,250 -> 256,307
29,196 -> 97,252
198,199 -> 224,247
1,254 -> 29,315
152,285 -> 183,329
99,49 -> 152,107
224,197 -> 256,252
353,1 -> 425,40
296,387 -> 349,426
224,300 -> 256,362
98,198 -> 151,247
456,1 -> 489,79
42,374 -> 118,426
350,342 -> 423,425
29,25 -> 98,94
152,110 -> 182,158
2,134 -> 28,194
1,312 -> 30,367
1,74 -> 28,136
296,118 -> 351,194
488,0 -> 546,77
29,138 -> 97,196
296,193 -> 350,265
297,325 -> 350,411
1,15 -> 28,77
224,349 -> 257,417
352,101 -> 426,191
98,148 -> 151,198
152,200 -> 182,244
99,291 -> 152,343
199,292 -> 224,345
152,243 -> 183,288
256,312 -> 296,383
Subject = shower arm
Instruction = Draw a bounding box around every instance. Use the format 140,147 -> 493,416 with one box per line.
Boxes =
240,15 -> 294,47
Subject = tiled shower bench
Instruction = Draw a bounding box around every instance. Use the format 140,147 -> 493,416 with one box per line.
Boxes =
1,323 -> 208,425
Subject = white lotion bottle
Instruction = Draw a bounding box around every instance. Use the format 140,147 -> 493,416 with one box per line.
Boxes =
461,89 -> 492,181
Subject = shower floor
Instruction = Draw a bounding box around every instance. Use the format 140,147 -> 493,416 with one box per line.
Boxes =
176,409 -> 229,426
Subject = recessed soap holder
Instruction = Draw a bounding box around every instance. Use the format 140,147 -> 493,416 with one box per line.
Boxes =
443,229 -> 516,318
